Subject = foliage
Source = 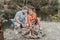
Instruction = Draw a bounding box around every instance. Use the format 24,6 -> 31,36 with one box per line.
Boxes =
2,0 -> 59,21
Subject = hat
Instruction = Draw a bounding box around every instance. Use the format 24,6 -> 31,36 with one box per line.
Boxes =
22,6 -> 28,11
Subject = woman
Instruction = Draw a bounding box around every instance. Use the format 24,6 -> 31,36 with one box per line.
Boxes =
27,8 -> 40,38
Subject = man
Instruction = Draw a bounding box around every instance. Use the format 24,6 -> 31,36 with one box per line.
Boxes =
13,7 -> 28,34
27,9 -> 40,37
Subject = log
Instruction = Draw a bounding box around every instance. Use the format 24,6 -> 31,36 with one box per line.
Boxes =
0,20 -> 4,40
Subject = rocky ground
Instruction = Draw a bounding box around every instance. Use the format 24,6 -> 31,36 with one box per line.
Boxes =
4,21 -> 60,40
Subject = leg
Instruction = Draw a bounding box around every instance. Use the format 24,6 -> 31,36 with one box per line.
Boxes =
13,22 -> 20,34
23,27 -> 31,35
31,26 -> 35,36
23,24 -> 31,35
14,24 -> 20,30
13,22 -> 20,29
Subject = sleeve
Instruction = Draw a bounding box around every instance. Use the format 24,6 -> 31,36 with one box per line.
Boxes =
15,12 -> 20,17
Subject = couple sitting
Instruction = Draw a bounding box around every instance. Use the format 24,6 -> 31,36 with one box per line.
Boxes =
13,7 -> 40,37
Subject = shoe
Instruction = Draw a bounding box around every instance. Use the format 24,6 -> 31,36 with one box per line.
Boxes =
14,29 -> 18,34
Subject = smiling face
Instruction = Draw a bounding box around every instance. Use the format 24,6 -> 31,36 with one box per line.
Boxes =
29,9 -> 33,15
22,10 -> 27,14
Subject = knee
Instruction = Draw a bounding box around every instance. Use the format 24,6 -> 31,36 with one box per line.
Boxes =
17,24 -> 20,27
32,26 -> 35,30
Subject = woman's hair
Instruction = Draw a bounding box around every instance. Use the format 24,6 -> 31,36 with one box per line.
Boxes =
28,8 -> 32,14
28,8 -> 36,14
28,8 -> 36,12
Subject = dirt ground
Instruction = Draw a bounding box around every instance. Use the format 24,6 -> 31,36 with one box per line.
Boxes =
4,21 -> 60,40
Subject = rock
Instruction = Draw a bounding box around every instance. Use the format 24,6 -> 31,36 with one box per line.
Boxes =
4,21 -> 60,40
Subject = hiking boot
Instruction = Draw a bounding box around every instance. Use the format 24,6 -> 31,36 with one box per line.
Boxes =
14,29 -> 18,34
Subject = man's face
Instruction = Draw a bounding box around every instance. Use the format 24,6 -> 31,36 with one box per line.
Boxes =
22,10 -> 27,14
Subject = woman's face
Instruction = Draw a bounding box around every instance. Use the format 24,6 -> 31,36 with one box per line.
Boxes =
29,9 -> 33,15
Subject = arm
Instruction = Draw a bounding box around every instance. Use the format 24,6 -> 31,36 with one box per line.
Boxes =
25,13 -> 28,24
34,12 -> 40,27
15,16 -> 20,24
29,21 -> 32,27
27,15 -> 32,27
37,18 -> 40,27
15,12 -> 21,24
